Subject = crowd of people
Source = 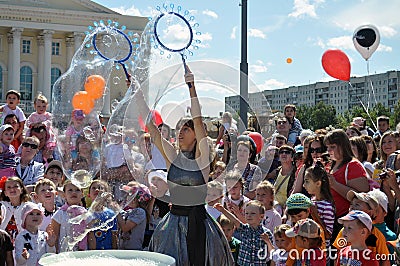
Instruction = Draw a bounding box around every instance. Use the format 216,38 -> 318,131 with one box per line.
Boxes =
1,66 -> 400,266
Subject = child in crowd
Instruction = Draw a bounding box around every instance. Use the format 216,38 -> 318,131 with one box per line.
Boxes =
284,104 -> 303,146
87,180 -> 118,250
285,193 -> 327,266
0,176 -> 30,242
368,189 -> 397,257
117,181 -> 151,250
218,214 -> 241,265
270,224 -> 293,266
302,162 -> 335,246
0,124 -> 17,177
285,218 -> 326,265
336,210 -> 379,266
223,171 -> 250,225
0,208 -> 14,265
0,90 -> 26,140
205,180 -> 224,220
4,114 -> 21,151
209,161 -> 226,181
25,94 -> 56,150
332,190 -> 391,266
32,179 -> 58,231
215,200 -> 274,265
65,109 -> 86,159
15,202 -> 56,265
44,160 -> 65,208
48,180 -> 86,253
255,180 -> 282,233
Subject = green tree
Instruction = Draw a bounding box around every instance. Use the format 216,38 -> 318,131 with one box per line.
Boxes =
392,99 -> 400,129
311,101 -> 337,130
296,105 -> 313,129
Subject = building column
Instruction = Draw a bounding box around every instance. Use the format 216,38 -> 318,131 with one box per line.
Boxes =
73,32 -> 84,52
10,28 -> 23,91
66,37 -> 74,65
42,30 -> 54,100
37,35 -> 44,94
7,33 -> 13,91
101,89 -> 111,117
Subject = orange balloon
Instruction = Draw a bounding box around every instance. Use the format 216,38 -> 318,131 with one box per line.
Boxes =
72,91 -> 95,114
84,75 -> 106,99
286,58 -> 293,64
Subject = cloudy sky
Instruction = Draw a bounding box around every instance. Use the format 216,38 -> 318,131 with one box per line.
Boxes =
92,0 -> 400,117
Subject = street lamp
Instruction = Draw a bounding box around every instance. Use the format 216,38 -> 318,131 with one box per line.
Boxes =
239,0 -> 248,133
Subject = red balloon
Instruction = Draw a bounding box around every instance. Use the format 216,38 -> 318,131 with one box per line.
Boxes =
321,49 -> 351,81
248,132 -> 264,154
138,110 -> 163,132
151,110 -> 163,126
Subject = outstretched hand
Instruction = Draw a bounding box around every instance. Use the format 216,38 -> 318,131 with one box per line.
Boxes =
184,63 -> 194,88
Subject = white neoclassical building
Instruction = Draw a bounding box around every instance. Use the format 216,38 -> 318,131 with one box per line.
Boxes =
0,0 -> 147,114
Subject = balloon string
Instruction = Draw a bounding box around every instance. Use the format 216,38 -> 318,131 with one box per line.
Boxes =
350,82 -> 377,131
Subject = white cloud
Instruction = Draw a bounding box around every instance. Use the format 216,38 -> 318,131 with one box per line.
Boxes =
250,60 -> 268,73
377,44 -> 392,52
202,9 -> 218,19
230,26 -> 237,39
326,36 -> 354,50
332,0 -> 400,38
288,0 -> 324,18
196,32 -> 212,48
248,28 -> 266,39
379,26 -> 397,38
111,5 -> 156,17
258,79 -> 286,90
111,5 -> 142,16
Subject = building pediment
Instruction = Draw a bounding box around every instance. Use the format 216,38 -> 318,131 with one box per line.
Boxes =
0,0 -> 117,13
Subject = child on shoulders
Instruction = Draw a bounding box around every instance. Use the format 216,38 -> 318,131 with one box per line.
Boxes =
0,90 -> 26,141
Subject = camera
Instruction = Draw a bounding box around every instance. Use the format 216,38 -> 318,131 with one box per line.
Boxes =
379,169 -> 400,180
379,171 -> 388,179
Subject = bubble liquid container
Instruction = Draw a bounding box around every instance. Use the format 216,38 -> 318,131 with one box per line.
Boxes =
39,250 -> 175,266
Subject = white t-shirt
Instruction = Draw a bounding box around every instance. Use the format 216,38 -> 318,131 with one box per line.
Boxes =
105,143 -> 125,168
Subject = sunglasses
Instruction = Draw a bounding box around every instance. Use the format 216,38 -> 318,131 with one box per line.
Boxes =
365,140 -> 372,144
277,121 -> 287,125
279,150 -> 292,155
31,126 -> 46,133
22,142 -> 38,149
310,147 -> 324,153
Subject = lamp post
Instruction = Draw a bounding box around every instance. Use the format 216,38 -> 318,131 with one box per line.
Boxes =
239,0 -> 248,133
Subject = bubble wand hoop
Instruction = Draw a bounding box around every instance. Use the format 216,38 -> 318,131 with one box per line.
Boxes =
91,22 -> 137,81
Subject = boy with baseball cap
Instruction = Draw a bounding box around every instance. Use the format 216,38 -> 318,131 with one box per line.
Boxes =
285,218 -> 326,265
336,210 -> 379,265
333,190 -> 391,266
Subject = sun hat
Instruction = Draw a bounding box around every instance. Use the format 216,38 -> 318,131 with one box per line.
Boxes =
285,218 -> 321,238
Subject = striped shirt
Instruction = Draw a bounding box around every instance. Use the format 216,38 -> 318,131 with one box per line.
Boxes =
0,143 -> 16,169
313,199 -> 335,246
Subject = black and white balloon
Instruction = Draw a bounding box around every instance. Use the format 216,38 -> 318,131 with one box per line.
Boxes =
353,25 -> 380,60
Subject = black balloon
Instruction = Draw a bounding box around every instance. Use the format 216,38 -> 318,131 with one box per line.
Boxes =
355,28 -> 377,48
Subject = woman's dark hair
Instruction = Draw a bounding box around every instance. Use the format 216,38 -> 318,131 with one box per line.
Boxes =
361,135 -> 378,163
176,117 -> 194,131
349,136 -> 368,162
304,135 -> 327,168
305,162 -> 334,205
324,129 -> 354,168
